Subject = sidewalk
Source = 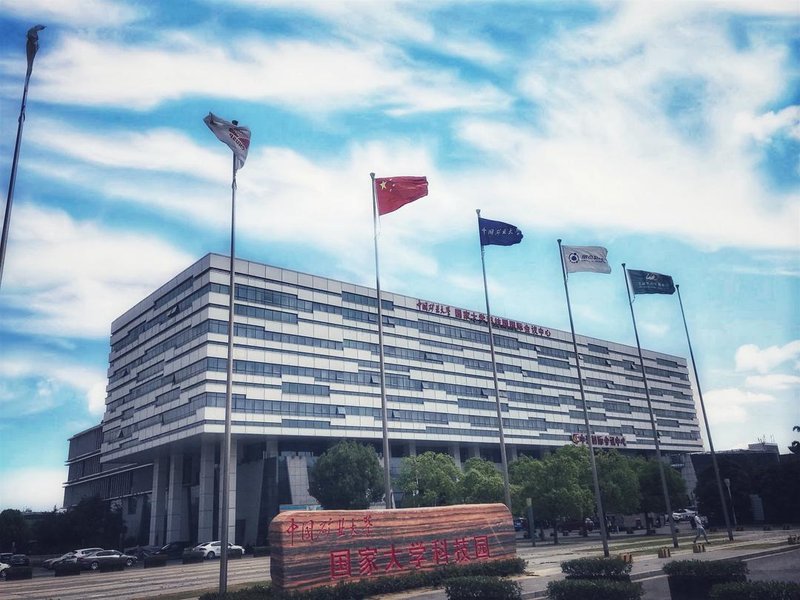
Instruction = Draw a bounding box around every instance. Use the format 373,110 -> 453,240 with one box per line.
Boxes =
383,526 -> 800,600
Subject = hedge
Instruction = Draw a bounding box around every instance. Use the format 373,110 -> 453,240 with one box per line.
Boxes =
198,557 -> 526,600
560,557 -> 633,581
444,576 -> 522,600
709,581 -> 800,600
54,562 -> 81,577
143,554 -> 168,568
546,579 -> 643,600
4,566 -> 33,580
663,560 -> 748,600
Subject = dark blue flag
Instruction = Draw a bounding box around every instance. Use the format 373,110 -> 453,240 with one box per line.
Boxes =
479,217 -> 523,247
628,269 -> 675,295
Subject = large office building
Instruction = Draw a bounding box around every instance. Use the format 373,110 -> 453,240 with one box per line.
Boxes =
64,253 -> 703,547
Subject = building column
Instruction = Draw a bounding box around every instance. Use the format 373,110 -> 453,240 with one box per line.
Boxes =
149,455 -> 169,546
197,440 -> 216,543
450,443 -> 461,469
166,451 -> 184,542
219,438 -> 238,543
408,441 -> 417,457
508,446 -> 518,462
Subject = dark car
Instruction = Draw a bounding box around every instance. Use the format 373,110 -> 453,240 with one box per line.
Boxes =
156,541 -> 193,560
42,552 -> 76,569
124,545 -> 161,560
8,554 -> 30,567
77,549 -> 137,570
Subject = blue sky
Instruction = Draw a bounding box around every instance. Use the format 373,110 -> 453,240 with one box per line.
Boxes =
0,0 -> 797,511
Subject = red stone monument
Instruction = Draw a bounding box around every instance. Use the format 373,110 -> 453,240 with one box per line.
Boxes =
268,503 -> 516,591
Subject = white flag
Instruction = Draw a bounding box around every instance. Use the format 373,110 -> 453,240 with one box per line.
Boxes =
562,245 -> 611,274
203,112 -> 251,170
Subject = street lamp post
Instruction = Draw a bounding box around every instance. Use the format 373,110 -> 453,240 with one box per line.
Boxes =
723,478 -> 738,528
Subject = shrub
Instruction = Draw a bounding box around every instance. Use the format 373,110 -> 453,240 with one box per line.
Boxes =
4,566 -> 33,580
547,579 -> 643,600
183,551 -> 206,564
99,561 -> 126,572
143,554 -> 168,568
445,576 -> 522,600
561,557 -> 632,581
663,560 -> 748,600
709,581 -> 800,600
54,562 -> 81,577
252,546 -> 270,557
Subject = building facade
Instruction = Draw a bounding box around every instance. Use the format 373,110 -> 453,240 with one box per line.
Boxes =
64,253 -> 703,547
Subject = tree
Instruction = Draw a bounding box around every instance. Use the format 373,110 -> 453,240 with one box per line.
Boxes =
69,496 -> 126,549
633,458 -> 688,525
459,457 -> 505,505
758,460 -> 800,523
510,447 -> 594,543
0,509 -> 30,552
396,451 -> 460,507
595,449 -> 640,517
308,441 -> 384,509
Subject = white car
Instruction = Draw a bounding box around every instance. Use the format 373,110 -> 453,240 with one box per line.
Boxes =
0,561 -> 9,580
192,541 -> 244,559
672,509 -> 698,522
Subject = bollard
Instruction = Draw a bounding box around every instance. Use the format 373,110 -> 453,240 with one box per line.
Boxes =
693,543 -> 706,553
658,547 -> 671,558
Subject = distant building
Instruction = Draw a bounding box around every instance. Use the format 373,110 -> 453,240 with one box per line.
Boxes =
65,254 -> 703,546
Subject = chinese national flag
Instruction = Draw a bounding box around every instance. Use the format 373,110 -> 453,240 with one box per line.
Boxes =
375,176 -> 428,215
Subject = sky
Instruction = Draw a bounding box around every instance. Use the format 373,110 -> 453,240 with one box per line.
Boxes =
0,0 -> 797,512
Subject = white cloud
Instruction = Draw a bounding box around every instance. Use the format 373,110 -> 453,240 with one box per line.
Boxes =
2,203 -> 195,338
0,0 -> 141,28
0,352 -> 107,416
703,387 -> 775,424
24,30 -> 508,114
735,340 -> 800,373
0,467 -> 66,511
733,105 -> 800,143
744,373 -> 800,391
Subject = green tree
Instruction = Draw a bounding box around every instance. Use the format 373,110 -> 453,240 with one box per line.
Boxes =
633,458 -> 688,525
0,509 -> 31,552
595,449 -> 640,517
69,496 -> 126,549
510,447 -> 593,543
459,457 -> 505,505
308,441 -> 384,509
396,451 -> 460,507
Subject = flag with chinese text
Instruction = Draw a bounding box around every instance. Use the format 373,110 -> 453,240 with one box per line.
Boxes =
478,217 -> 523,247
561,245 -> 611,274
203,112 -> 251,170
628,269 -> 675,295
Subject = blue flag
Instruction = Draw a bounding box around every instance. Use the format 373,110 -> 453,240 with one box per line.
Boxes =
628,269 -> 675,295
479,217 -> 523,247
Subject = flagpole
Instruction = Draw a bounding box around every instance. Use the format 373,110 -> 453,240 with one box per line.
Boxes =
557,240 -> 609,556
676,284 -> 734,541
1,25 -> 45,291
219,152 -> 237,593
476,209 -> 512,510
371,173 -> 394,509
622,264 -> 679,549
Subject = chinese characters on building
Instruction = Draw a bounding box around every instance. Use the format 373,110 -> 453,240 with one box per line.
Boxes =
416,300 -> 551,337
571,432 -> 627,447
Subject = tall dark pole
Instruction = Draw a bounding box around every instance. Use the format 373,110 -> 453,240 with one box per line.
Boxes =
622,264 -> 680,549
476,209 -> 512,510
557,240 -> 609,557
1,25 -> 45,291
220,152 -> 237,593
676,284 -> 733,541
370,173 -> 394,509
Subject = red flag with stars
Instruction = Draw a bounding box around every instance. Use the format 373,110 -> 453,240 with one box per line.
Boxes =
375,176 -> 428,215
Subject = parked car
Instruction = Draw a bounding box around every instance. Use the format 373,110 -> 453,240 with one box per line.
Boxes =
124,545 -> 161,560
672,508 -> 698,522
156,541 -> 193,559
77,549 -> 137,570
7,554 -> 29,567
72,547 -> 104,560
42,552 -> 77,569
0,553 -> 11,564
0,561 -> 9,580
192,541 -> 245,559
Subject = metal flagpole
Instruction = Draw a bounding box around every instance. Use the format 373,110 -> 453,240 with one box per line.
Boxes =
476,209 -> 512,510
1,25 -> 45,291
557,240 -> 609,557
676,284 -> 734,541
219,152 -> 237,593
622,264 -> 679,548
371,173 -> 394,509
